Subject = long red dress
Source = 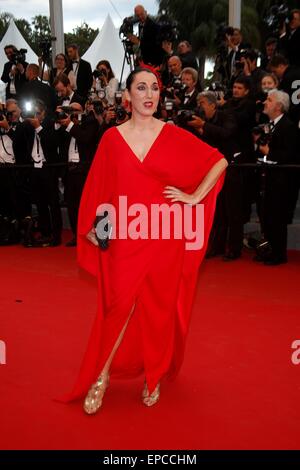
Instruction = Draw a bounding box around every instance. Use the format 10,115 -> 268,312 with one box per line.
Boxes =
60,123 -> 225,402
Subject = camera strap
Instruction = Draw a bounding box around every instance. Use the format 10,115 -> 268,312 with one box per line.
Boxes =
0,134 -> 15,163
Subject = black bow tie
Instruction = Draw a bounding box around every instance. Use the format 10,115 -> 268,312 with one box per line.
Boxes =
72,60 -> 79,64
64,96 -> 70,101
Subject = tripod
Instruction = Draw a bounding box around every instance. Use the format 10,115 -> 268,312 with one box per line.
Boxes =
119,40 -> 135,88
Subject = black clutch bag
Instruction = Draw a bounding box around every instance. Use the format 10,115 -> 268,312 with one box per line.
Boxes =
93,211 -> 113,250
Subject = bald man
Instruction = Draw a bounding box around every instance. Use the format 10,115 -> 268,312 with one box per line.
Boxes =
127,4 -> 164,66
19,63 -> 57,115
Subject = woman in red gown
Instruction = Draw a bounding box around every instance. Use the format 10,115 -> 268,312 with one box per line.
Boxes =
60,68 -> 227,414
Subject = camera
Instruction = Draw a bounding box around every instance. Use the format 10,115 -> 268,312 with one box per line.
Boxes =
113,91 -> 127,122
39,38 -> 52,63
163,100 -> 176,123
165,78 -> 188,100
176,107 -> 205,128
92,69 -> 106,79
11,48 -> 27,65
0,109 -> 7,121
255,91 -> 268,114
54,106 -> 77,121
264,3 -> 289,34
253,124 -> 273,147
0,109 -> 13,122
119,15 -> 139,37
21,101 -> 36,119
87,98 -> 105,116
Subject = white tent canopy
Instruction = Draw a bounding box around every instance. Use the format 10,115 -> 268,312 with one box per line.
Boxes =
0,20 -> 39,72
83,14 -> 130,84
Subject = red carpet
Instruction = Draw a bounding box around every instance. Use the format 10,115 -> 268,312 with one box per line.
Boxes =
1,231 -> 300,450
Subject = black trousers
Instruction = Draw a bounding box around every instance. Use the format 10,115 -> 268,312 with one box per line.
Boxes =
209,167 -> 244,255
30,165 -> 62,241
65,164 -> 89,236
0,164 -> 19,219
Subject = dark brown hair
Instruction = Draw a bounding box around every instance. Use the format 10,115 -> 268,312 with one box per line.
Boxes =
96,60 -> 115,81
126,67 -> 157,91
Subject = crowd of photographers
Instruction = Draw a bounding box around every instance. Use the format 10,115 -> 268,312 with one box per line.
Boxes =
0,4 -> 299,265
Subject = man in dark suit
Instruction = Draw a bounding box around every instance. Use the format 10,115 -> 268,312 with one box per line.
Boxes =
66,44 -> 93,101
279,9 -> 300,67
256,90 -> 299,265
177,41 -> 198,70
269,54 -> 300,126
18,64 -> 57,116
261,37 -> 278,70
226,29 -> 251,86
53,73 -> 85,108
1,45 -> 28,99
127,4 -> 165,66
23,99 -> 62,247
55,103 -> 100,246
188,91 -> 244,261
4,99 -> 32,230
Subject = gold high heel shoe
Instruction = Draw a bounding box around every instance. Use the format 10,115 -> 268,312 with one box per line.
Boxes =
83,373 -> 110,415
142,380 -> 160,407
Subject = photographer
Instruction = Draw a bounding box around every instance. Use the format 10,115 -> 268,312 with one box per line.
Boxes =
188,92 -> 244,260
0,103 -> 17,238
162,56 -> 183,104
23,99 -> 62,247
1,45 -> 28,100
55,102 -> 101,246
92,60 -> 119,105
279,9 -> 300,67
179,67 -> 199,109
126,4 -> 165,66
226,29 -> 251,84
223,76 -> 257,227
256,90 -> 299,265
238,49 -> 266,99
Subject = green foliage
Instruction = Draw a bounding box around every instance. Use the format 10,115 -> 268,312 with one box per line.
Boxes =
0,13 -> 98,57
65,22 -> 99,55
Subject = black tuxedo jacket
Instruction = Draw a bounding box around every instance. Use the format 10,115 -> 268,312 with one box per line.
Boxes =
21,117 -> 60,165
57,112 -> 100,166
201,109 -> 239,161
139,17 -> 164,66
74,59 -> 93,100
265,114 -> 300,222
1,60 -> 28,99
180,89 -> 199,110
